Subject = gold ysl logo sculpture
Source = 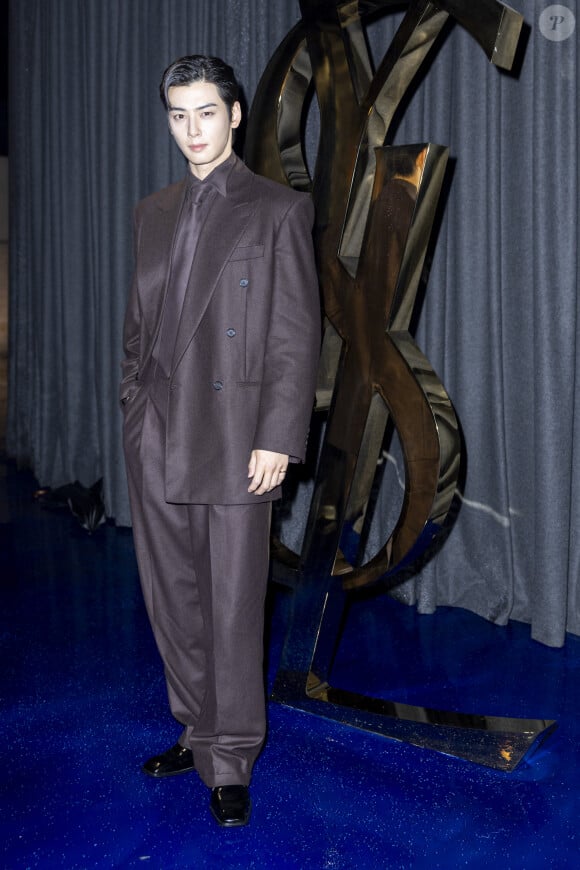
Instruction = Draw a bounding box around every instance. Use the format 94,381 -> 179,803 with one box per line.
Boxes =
246,0 -> 556,770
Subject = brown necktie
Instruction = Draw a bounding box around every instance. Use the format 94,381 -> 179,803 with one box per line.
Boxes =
154,184 -> 212,376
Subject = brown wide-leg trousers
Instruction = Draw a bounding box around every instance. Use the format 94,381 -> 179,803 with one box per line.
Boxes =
123,375 -> 271,788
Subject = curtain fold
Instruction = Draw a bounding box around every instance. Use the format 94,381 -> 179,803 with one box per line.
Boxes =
8,1 -> 579,646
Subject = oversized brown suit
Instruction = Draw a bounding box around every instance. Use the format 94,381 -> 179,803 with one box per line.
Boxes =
120,155 -> 320,787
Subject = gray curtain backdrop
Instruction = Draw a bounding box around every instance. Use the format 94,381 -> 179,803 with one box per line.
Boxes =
8,1 -> 579,647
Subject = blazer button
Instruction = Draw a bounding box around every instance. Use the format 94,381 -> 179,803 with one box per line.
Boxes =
226,328 -> 236,337
212,380 -> 224,391
240,278 -> 249,287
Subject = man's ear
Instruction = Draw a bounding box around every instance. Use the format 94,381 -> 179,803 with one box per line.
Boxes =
231,101 -> 242,130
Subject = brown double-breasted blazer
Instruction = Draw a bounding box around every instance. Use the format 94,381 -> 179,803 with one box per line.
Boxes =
120,157 -> 321,504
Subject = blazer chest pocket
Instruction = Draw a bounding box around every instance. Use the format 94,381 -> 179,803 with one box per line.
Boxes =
228,244 -> 264,262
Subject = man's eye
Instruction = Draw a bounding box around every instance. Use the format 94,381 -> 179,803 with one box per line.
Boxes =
171,113 -> 185,121
200,111 -> 214,118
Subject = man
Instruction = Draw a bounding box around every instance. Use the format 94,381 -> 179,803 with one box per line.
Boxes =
120,55 -> 320,827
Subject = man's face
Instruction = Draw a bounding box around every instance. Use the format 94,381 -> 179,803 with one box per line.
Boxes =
167,81 -> 241,180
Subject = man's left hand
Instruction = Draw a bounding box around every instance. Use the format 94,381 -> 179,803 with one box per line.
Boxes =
247,450 -> 289,495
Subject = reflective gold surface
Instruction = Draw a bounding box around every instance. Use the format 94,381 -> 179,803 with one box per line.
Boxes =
276,669 -> 556,772
245,2 -> 550,770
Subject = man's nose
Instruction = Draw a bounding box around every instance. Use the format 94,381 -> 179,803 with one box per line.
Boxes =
187,116 -> 200,138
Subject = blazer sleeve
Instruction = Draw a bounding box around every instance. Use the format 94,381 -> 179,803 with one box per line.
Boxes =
252,193 -> 321,461
119,209 -> 142,405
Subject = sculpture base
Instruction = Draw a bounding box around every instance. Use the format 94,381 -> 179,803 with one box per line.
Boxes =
272,670 -> 557,771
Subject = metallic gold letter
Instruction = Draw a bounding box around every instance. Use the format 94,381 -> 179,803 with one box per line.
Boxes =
246,1 -> 555,770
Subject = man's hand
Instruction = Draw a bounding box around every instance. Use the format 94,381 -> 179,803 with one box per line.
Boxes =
247,450 -> 289,495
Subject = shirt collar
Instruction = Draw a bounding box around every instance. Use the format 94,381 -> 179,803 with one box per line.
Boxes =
187,151 -> 237,198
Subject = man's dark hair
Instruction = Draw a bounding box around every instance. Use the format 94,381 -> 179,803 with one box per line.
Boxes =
159,55 -> 239,116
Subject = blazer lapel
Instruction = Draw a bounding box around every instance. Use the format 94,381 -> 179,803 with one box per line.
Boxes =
172,162 -> 257,370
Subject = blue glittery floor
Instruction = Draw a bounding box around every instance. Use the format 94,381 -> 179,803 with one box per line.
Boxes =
1,455 -> 579,869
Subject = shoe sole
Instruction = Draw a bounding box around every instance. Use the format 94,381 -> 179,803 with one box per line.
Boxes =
142,764 -> 196,778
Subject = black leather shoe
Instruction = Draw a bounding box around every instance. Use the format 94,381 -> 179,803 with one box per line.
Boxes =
142,743 -> 195,778
210,785 -> 251,827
